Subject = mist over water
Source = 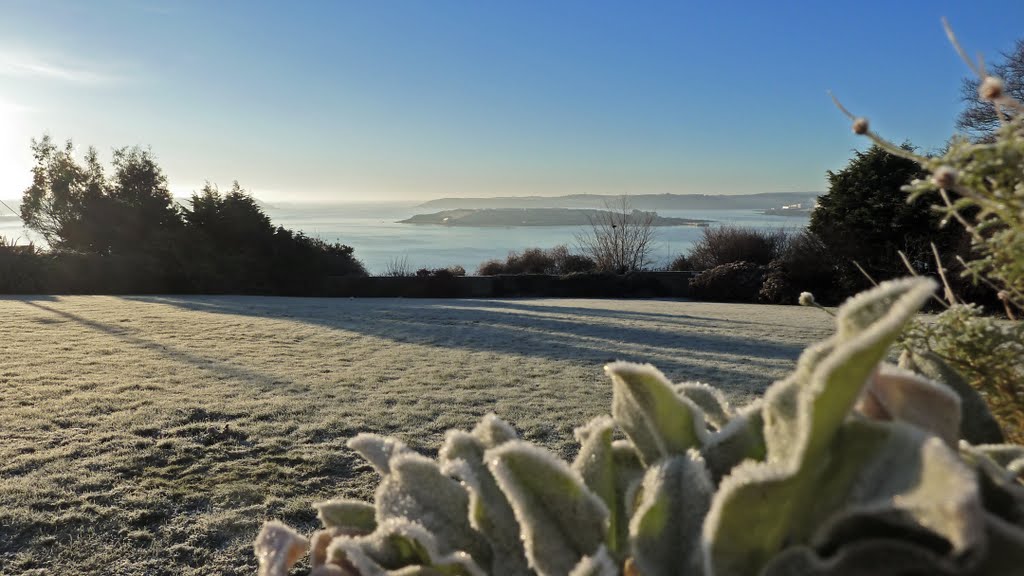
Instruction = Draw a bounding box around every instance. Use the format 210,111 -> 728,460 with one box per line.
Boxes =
0,202 -> 808,274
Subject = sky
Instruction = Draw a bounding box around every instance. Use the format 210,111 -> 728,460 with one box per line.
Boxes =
1,1 -> 1023,204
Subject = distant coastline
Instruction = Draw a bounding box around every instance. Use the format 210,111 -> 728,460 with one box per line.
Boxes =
758,208 -> 813,217
417,192 -> 822,211
398,208 -> 711,227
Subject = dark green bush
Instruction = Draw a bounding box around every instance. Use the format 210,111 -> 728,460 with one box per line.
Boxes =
689,261 -> 767,302
668,253 -> 691,271
759,232 -> 840,305
809,144 -> 964,295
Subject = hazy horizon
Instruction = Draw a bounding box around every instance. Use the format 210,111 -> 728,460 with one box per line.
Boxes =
0,190 -> 825,212
2,1 -> 1023,203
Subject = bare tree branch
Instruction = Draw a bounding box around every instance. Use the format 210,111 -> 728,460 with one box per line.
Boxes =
575,195 -> 658,273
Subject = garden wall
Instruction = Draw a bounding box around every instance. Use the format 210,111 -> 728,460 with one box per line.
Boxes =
325,272 -> 695,298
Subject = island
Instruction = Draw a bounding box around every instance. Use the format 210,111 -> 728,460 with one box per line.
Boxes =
398,208 -> 711,227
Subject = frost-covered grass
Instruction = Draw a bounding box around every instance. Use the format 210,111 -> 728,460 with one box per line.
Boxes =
0,295 -> 832,575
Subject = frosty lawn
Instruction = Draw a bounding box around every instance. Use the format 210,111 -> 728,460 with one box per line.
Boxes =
0,295 -> 832,575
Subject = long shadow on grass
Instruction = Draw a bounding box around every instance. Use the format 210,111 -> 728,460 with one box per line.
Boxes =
18,300 -> 311,395
123,296 -> 823,388
431,298 -> 798,330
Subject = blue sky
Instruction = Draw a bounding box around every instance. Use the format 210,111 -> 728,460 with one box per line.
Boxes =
1,1 -> 1022,202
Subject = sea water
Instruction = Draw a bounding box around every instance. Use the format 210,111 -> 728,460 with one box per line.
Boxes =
263,203 -> 808,274
0,202 -> 808,275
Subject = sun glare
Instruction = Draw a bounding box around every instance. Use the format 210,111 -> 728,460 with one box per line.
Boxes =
0,97 -> 32,201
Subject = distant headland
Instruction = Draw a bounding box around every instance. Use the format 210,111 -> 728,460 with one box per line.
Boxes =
416,192 -> 821,211
398,208 -> 711,227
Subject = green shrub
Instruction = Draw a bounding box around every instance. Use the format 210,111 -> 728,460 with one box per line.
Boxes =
257,278 -> 1024,576
0,240 -> 42,293
689,261 -> 766,303
900,305 -> 1023,444
759,232 -> 840,305
810,144 -> 962,295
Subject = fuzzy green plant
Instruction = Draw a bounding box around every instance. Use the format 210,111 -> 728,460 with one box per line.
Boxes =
900,304 -> 1024,444
255,277 -> 1024,576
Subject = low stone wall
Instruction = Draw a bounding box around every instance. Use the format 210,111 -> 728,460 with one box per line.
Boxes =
325,272 -> 695,298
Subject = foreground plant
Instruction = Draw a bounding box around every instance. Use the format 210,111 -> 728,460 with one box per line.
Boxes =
832,20 -> 1024,316
831,20 -> 1024,441
900,304 -> 1024,445
255,277 -> 1024,576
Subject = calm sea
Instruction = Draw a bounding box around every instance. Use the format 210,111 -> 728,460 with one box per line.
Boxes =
0,202 -> 808,275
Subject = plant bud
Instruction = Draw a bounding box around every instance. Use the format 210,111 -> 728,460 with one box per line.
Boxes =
852,117 -> 869,135
979,76 -> 1004,101
932,166 -> 958,189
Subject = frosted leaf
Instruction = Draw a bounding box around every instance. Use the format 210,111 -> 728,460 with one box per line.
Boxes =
799,276 -> 934,465
790,336 -> 838,384
568,545 -> 617,576
701,399 -> 767,483
376,453 -> 492,567
606,362 -> 708,465
836,278 -> 936,342
959,443 -> 1024,518
628,452 -> 712,576
572,416 -> 627,558
760,338 -> 837,463
471,413 -> 519,448
487,441 -> 609,576
674,382 -> 733,430
857,364 -> 962,447
704,416 -> 983,576
327,534 -> 386,576
899,350 -> 1004,444
761,376 -> 803,464
611,440 -> 645,532
701,458 -> 798,576
309,564 -> 348,576
254,520 -> 309,576
310,529 -> 335,569
315,499 -> 377,533
348,433 -> 412,475
813,423 -> 984,556
441,429 -> 530,576
1008,458 -> 1024,478
328,519 -> 485,576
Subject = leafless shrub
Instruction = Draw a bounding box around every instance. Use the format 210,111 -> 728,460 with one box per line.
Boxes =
575,196 -> 657,273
